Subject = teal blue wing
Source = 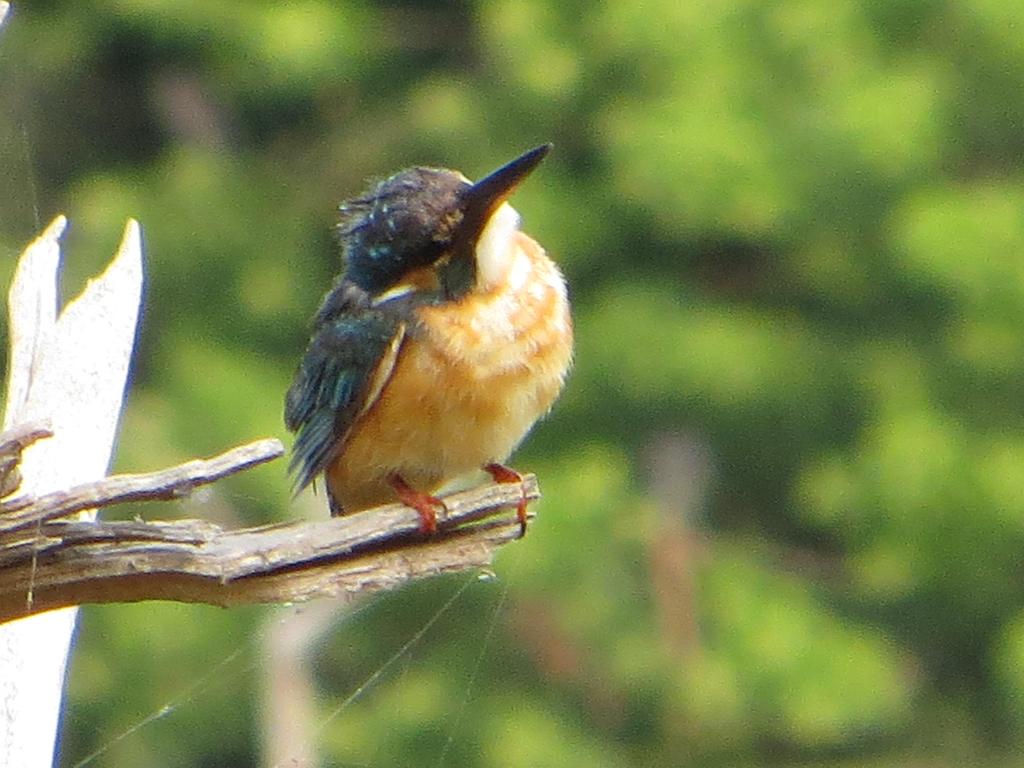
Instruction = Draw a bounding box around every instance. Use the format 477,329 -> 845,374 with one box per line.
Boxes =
284,312 -> 405,493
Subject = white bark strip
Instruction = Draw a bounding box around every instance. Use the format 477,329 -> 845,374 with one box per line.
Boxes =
0,219 -> 143,768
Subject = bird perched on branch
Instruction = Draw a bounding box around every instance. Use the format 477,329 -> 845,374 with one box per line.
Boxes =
285,145 -> 572,534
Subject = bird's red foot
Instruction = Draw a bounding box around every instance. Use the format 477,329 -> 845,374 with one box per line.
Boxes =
484,463 -> 529,538
388,474 -> 445,535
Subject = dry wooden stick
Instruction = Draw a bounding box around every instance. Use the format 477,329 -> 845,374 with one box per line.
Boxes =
0,475 -> 539,623
0,438 -> 285,532
0,422 -> 53,498
0,422 -> 53,458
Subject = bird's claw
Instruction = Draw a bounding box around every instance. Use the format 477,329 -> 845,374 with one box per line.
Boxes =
484,463 -> 529,538
389,474 -> 446,535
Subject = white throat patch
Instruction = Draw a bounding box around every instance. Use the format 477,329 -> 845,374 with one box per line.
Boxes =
474,202 -> 521,290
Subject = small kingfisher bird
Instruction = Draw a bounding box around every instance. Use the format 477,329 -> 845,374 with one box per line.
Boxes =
285,144 -> 572,534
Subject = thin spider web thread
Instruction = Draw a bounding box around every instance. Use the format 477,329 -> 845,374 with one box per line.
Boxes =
286,574 -> 479,768
434,577 -> 510,768
68,594 -> 385,767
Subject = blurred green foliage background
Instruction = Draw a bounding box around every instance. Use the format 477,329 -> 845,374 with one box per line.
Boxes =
3,0 -> 1024,765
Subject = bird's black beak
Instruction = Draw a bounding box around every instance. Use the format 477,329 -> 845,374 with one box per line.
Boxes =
457,143 -> 552,242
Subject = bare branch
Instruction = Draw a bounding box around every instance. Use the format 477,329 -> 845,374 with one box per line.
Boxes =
0,423 -> 53,458
0,423 -> 52,498
0,475 -> 539,623
0,438 -> 284,533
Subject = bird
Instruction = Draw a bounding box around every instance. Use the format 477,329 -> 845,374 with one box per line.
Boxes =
284,144 -> 572,535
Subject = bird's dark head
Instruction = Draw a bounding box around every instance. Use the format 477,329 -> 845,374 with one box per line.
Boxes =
336,144 -> 551,303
